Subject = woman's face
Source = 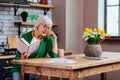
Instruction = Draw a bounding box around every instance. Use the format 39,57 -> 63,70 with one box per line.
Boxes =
36,23 -> 52,36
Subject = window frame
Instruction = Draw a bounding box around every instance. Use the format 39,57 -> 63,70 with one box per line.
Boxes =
104,0 -> 120,38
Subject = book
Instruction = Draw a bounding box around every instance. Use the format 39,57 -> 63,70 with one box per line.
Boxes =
17,38 -> 40,55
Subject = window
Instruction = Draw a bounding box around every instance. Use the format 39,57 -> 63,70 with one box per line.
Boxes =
105,0 -> 120,37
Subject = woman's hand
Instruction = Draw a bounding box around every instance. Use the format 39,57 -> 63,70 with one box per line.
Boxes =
46,31 -> 57,40
46,31 -> 58,53
21,53 -> 30,59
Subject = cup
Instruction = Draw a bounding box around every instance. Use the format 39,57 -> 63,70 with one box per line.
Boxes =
58,49 -> 64,58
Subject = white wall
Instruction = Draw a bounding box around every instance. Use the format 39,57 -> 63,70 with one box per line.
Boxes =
66,0 -> 83,53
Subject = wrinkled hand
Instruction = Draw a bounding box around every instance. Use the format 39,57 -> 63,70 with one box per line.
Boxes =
21,52 -> 30,59
46,31 -> 57,40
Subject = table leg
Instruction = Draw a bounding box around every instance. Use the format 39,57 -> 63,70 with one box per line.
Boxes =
101,73 -> 107,80
69,71 -> 78,80
21,66 -> 25,80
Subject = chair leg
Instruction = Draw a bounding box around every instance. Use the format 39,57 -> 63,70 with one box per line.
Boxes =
24,73 -> 29,80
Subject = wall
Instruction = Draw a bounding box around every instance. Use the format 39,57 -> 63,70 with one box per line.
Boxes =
52,0 -> 84,53
53,0 -> 120,80
66,0 -> 83,53
102,40 -> 120,52
83,0 -> 98,28
0,0 -> 52,45
82,0 -> 98,52
52,0 -> 66,49
84,0 -> 120,80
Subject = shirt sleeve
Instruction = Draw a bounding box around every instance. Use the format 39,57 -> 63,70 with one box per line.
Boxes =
28,51 -> 38,58
47,37 -> 58,58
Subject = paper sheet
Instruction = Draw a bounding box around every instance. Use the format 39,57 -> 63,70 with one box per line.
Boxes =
47,58 -> 76,63
85,56 -> 108,60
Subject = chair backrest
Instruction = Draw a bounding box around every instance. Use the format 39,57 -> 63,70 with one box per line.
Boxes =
7,36 -> 17,49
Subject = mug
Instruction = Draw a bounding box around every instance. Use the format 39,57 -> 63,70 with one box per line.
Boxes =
58,49 -> 64,58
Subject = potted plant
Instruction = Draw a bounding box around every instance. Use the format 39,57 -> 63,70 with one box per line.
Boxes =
21,11 -> 28,22
83,28 -> 111,57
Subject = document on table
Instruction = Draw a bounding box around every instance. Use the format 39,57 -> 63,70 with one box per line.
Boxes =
85,56 -> 108,60
47,58 -> 76,63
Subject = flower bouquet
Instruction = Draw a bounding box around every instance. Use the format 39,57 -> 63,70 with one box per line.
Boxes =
83,28 -> 111,45
83,28 -> 111,57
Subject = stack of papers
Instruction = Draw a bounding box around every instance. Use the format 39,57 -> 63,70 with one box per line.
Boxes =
47,58 -> 76,63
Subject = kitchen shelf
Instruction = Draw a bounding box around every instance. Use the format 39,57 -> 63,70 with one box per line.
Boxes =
29,3 -> 55,9
0,3 -> 29,7
14,22 -> 58,27
15,22 -> 58,36
0,55 -> 15,59
0,2 -> 55,15
29,3 -> 55,15
15,22 -> 34,26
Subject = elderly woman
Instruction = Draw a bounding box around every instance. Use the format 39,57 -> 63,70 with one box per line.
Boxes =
12,16 -> 58,80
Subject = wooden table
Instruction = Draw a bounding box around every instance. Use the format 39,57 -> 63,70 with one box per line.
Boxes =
12,52 -> 120,80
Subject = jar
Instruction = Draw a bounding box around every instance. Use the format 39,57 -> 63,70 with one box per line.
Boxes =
40,0 -> 45,4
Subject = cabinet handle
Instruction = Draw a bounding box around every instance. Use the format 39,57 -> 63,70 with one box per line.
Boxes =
3,66 -> 12,69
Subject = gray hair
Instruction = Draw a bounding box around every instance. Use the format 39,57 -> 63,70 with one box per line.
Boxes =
34,15 -> 53,29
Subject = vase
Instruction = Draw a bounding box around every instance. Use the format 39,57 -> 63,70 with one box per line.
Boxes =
84,44 -> 102,57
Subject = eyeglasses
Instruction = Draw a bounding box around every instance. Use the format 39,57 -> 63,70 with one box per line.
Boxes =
42,24 -> 52,31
